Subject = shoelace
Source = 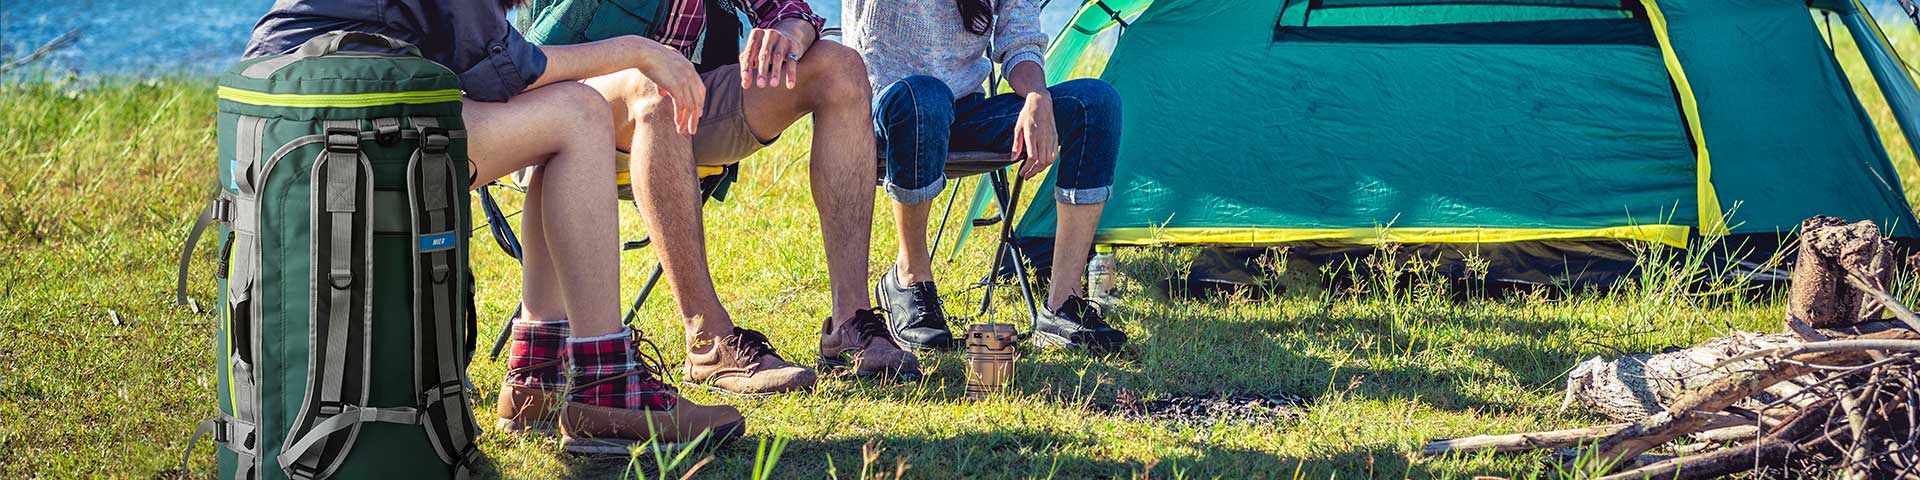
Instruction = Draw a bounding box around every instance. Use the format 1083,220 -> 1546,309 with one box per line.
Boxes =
723,327 -> 781,364
905,283 -> 948,329
850,309 -> 895,343
1060,297 -> 1114,330
626,328 -> 675,386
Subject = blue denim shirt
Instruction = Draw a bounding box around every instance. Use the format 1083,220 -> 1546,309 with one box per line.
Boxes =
245,0 -> 549,102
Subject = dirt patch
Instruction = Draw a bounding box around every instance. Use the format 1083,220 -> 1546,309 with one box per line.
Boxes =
1097,390 -> 1306,427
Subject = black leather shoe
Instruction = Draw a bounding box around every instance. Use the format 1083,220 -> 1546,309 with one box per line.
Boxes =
873,267 -> 955,351
1031,296 -> 1127,353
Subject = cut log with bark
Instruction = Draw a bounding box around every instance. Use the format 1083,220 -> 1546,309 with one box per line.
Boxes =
1788,216 -> 1894,328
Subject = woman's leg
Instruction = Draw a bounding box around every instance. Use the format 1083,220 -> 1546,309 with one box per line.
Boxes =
946,78 -> 1122,309
1040,79 -> 1122,309
876,75 -> 958,285
463,82 -> 622,337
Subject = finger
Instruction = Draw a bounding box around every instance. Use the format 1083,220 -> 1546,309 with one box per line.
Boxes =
1010,127 -> 1027,164
739,34 -> 761,89
688,78 -> 706,135
783,46 -> 800,89
755,36 -> 777,88
768,43 -> 792,89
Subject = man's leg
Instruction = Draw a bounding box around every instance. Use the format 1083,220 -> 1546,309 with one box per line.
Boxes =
580,70 -> 728,339
736,42 -> 879,323
731,42 -> 919,377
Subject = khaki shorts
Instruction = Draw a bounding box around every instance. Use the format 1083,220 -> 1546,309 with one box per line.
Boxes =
522,67 -> 773,192
617,67 -> 775,169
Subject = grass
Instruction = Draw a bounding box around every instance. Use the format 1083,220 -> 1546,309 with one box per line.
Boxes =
4,18 -> 1920,478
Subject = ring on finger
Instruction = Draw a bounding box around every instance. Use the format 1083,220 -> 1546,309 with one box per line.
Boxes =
785,53 -> 800,61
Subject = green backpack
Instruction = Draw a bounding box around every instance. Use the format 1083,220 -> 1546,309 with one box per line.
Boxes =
175,31 -> 480,480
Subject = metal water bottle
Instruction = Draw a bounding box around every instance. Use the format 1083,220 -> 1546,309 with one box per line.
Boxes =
1087,244 -> 1118,308
964,323 -> 1018,400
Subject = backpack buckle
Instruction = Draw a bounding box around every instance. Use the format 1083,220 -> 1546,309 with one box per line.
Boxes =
325,128 -> 360,153
375,123 -> 402,146
420,127 -> 450,154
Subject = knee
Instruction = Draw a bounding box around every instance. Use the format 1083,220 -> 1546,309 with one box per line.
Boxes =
602,69 -> 676,132
547,82 -> 615,142
1052,79 -> 1121,123
875,75 -> 954,131
800,42 -> 873,107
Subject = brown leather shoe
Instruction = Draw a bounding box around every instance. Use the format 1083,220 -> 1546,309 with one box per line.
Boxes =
495,358 -> 565,434
557,380 -> 746,455
684,327 -> 817,397
817,309 -> 923,381
499,369 -> 746,455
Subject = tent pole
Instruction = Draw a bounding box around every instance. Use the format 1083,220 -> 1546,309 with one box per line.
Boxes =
1838,1 -> 1920,160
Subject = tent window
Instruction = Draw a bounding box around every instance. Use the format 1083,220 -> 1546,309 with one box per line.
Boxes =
1278,0 -> 1636,29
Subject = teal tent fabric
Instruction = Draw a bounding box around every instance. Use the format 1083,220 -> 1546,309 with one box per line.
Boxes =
1015,0 -> 1920,246
1659,0 -> 1919,235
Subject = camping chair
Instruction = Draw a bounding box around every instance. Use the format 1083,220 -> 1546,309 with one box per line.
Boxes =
477,162 -> 740,360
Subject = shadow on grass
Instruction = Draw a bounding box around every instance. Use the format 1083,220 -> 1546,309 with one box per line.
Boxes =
549,428 -> 1469,479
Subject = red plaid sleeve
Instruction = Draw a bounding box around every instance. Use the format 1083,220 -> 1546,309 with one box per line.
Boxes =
734,0 -> 825,33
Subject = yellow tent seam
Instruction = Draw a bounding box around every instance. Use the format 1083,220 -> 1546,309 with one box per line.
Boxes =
1638,0 -> 1726,237
1096,225 -> 1693,248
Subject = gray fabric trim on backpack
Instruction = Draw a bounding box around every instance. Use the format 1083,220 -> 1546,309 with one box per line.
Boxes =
242,31 -> 424,79
277,406 -> 422,476
409,116 -> 477,467
228,115 -> 269,480
182,415 -> 259,477
283,119 -> 372,479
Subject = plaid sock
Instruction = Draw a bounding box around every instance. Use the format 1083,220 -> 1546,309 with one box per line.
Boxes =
567,329 -> 676,410
505,319 -> 568,389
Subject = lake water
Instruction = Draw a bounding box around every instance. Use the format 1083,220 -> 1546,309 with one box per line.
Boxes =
0,0 -> 1085,76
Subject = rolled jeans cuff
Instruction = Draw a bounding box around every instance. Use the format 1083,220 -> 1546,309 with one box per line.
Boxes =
885,174 -> 948,205
1055,186 -> 1111,205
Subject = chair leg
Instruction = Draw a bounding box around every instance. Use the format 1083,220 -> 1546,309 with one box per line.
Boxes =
1000,173 -> 1042,323
487,301 -> 521,360
622,263 -> 666,326
930,180 -> 962,260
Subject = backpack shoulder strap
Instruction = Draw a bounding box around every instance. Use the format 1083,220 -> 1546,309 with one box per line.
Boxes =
408,116 -> 481,470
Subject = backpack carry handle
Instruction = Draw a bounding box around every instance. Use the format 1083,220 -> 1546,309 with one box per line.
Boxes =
295,31 -> 423,58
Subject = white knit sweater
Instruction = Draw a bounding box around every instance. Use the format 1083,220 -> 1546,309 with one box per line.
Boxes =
840,0 -> 1048,98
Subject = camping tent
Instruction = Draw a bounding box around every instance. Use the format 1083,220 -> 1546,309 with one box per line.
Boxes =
1011,0 -> 1920,283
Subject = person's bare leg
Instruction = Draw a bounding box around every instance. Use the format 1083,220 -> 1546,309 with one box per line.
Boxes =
1046,203 -> 1105,310
891,200 -> 936,286
738,42 -> 877,323
582,70 -> 734,341
464,83 -> 623,337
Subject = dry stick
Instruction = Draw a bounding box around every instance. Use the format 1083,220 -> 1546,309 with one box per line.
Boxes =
1588,349 -> 1876,471
1845,272 -> 1920,333
1593,439 -> 1794,480
1709,339 -> 1920,372
1419,413 -> 1748,457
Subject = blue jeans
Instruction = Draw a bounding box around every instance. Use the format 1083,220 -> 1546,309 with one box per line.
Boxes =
874,75 -> 1121,205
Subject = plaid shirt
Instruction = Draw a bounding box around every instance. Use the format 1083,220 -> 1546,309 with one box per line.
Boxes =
657,0 -> 826,57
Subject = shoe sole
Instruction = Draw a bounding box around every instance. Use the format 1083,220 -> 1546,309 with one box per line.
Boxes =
874,279 -> 959,353
559,419 -> 747,456
678,380 -> 791,400
1030,329 -> 1124,354
817,356 -> 924,382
